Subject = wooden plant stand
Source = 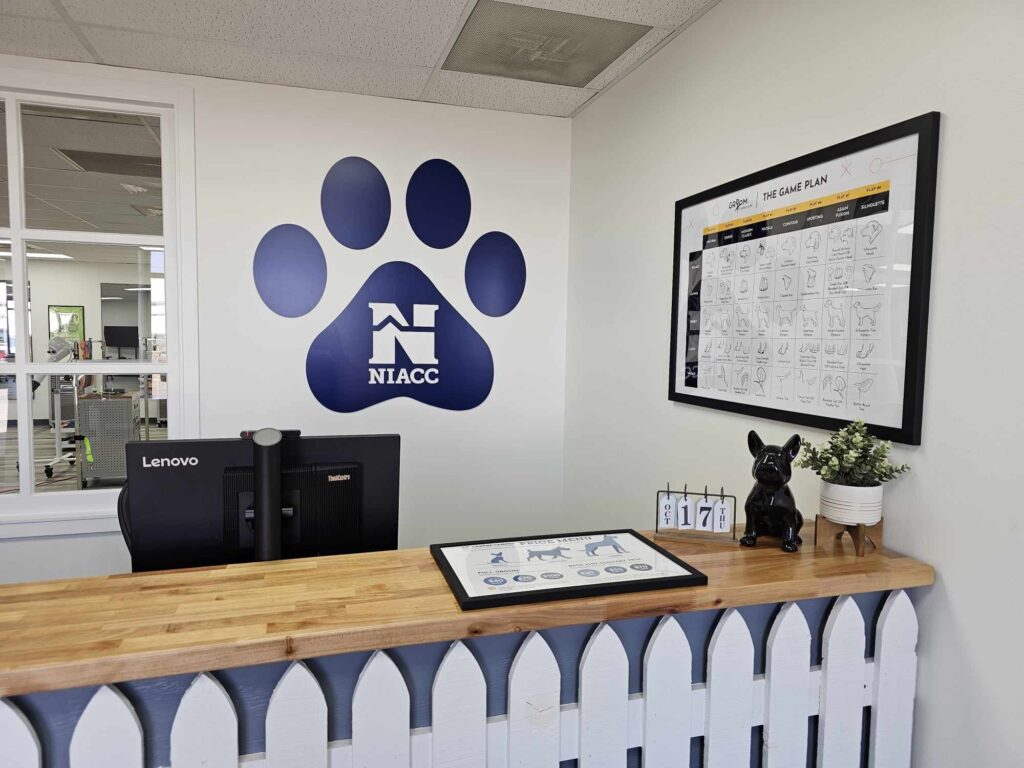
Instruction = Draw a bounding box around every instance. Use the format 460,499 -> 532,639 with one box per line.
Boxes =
814,515 -> 884,556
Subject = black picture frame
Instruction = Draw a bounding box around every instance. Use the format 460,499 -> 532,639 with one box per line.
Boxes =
430,528 -> 708,610
669,112 -> 939,445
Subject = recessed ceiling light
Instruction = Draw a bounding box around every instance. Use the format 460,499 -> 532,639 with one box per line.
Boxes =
101,296 -> 124,301
124,287 -> 151,292
139,246 -> 165,252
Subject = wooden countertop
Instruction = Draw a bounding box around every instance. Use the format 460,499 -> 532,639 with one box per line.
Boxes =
0,534 -> 933,696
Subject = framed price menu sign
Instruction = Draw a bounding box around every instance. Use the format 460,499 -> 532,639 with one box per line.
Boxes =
669,113 -> 939,444
431,529 -> 707,610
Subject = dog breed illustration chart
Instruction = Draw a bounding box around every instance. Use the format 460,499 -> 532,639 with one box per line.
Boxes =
431,531 -> 706,609
253,156 -> 526,413
671,115 -> 940,443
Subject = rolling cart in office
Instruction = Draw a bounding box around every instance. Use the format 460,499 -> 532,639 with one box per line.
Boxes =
77,394 -> 140,488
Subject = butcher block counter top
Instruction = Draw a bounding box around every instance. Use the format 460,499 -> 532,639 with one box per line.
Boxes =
0,533 -> 933,696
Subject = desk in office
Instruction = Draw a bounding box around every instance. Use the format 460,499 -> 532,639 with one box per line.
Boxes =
0,534 -> 934,766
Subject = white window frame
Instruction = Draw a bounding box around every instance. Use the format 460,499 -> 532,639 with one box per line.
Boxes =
0,59 -> 199,538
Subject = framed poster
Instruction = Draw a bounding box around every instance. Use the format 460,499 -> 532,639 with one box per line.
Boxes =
669,113 -> 939,444
431,529 -> 707,610
48,305 -> 86,343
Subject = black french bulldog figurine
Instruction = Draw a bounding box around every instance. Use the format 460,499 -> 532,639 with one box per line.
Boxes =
740,430 -> 803,553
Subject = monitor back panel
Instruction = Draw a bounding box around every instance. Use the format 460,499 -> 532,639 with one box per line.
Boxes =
124,434 -> 399,572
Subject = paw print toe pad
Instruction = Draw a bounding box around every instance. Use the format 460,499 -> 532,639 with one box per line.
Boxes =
406,159 -> 471,249
465,232 -> 526,317
321,156 -> 391,249
253,224 -> 326,318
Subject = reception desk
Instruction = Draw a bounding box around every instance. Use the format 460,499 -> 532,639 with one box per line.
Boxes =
0,534 -> 933,767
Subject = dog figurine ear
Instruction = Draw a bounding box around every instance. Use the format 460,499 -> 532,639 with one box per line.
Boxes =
783,434 -> 801,461
748,430 -> 765,457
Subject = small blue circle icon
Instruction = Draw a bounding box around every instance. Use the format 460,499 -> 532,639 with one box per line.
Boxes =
604,566 -> 627,574
541,572 -> 564,580
578,569 -> 600,577
513,574 -> 536,583
483,576 -> 507,586
630,563 -> 653,571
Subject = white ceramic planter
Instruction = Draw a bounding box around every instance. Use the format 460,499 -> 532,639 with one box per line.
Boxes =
819,480 -> 884,525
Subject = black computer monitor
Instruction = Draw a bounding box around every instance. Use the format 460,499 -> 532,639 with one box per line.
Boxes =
104,325 -> 139,350
119,432 -> 400,572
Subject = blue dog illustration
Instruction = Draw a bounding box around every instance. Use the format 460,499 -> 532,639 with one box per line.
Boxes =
526,546 -> 572,561
585,535 -> 627,556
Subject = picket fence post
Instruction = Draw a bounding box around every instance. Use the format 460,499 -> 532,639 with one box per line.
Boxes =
69,685 -> 143,768
170,672 -> 239,768
578,623 -> 629,768
818,596 -> 867,768
869,590 -> 919,768
432,641 -> 486,768
266,661 -> 328,768
508,631 -> 561,767
352,651 -> 410,768
642,615 -> 692,767
704,608 -> 754,768
0,697 -> 41,768
764,602 -> 812,768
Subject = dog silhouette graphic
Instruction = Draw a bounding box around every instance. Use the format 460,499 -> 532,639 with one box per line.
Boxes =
584,535 -> 628,556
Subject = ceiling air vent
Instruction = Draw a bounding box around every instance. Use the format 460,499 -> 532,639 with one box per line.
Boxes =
56,149 -> 162,179
443,0 -> 651,88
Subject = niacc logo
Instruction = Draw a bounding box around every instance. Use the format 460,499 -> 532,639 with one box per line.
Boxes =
142,456 -> 198,468
252,157 -> 526,412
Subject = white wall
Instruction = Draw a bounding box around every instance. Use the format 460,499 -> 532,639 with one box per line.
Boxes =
564,1 -> 1022,765
0,54 -> 572,578
193,78 -> 571,547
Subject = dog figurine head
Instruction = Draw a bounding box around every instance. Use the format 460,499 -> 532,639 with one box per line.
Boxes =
748,430 -> 800,490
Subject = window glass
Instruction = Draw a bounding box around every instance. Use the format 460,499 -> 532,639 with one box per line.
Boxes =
33,372 -> 166,493
20,104 -> 162,235
0,101 -> 9,228
25,241 -> 166,363
0,375 -> 18,494
0,252 -> 15,362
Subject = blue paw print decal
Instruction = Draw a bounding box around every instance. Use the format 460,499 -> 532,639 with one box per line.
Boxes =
253,157 -> 526,412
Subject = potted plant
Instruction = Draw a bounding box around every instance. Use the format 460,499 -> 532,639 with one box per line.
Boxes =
796,420 -> 908,525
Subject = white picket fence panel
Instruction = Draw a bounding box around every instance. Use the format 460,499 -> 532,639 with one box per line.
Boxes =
641,615 -> 692,766
432,641 -> 487,768
171,672 -> 238,768
69,685 -> 144,768
0,697 -> 41,768
704,608 -> 755,768
0,591 -> 922,768
763,602 -> 812,768
818,596 -> 867,768
266,661 -> 328,768
578,623 -> 629,768
352,651 -> 410,768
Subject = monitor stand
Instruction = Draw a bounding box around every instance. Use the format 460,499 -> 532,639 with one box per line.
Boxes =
252,428 -> 283,561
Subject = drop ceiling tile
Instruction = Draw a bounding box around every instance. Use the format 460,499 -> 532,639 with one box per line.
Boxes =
422,69 -> 594,117
0,14 -> 95,62
505,0 -> 716,29
0,1 -> 61,20
83,27 -> 432,99
584,26 -> 669,90
65,0 -> 465,67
